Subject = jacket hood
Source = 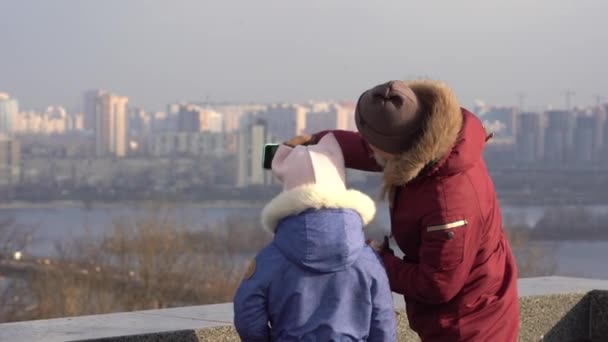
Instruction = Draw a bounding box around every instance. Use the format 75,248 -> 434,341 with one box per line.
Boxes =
382,80 -> 466,186
436,109 -> 488,177
273,209 -> 367,273
261,184 -> 376,273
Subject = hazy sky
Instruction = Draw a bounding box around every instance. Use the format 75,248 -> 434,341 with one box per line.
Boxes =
1,0 -> 607,112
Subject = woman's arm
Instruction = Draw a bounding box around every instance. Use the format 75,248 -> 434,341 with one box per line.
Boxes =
313,130 -> 383,172
381,211 -> 478,304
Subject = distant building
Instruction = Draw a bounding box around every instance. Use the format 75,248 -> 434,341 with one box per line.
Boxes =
484,139 -> 515,165
573,111 -> 604,163
0,93 -> 18,136
211,104 -> 267,132
543,110 -> 575,163
165,103 -> 181,131
95,93 -> 128,157
604,105 -> 608,161
223,132 -> 238,155
340,101 -> 357,131
177,104 -> 222,133
0,136 -> 21,186
305,103 -> 354,133
479,106 -> 518,140
148,131 -> 225,158
14,106 -> 70,135
255,104 -> 307,142
83,89 -> 106,132
128,107 -> 150,135
44,106 -> 68,134
167,103 -> 181,117
237,119 -> 273,187
14,111 -> 37,134
516,112 -> 544,163
69,113 -> 85,131
150,111 -> 168,133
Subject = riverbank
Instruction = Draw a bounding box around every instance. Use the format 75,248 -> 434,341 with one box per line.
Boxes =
3,198 -> 608,247
1,202 -> 608,279
4,196 -> 608,210
0,200 -> 268,210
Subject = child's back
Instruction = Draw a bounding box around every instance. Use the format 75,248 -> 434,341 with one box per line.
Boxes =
233,134 -> 396,341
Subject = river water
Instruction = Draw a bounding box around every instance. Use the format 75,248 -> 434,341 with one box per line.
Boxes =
1,202 -> 607,279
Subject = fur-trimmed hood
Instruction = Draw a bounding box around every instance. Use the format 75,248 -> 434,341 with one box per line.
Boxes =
262,184 -> 376,273
382,80 -> 464,187
261,184 -> 376,233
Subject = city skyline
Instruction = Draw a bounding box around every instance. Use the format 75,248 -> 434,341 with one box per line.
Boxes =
3,88 -> 608,198
1,1 -> 608,111
1,87 -> 607,116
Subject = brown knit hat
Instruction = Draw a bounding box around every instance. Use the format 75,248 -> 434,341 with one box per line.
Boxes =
355,80 -> 421,154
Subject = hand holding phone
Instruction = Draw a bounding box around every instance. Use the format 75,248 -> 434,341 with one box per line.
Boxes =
262,134 -> 316,170
262,144 -> 280,170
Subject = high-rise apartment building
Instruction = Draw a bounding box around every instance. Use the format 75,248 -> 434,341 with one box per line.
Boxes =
255,104 -> 307,142
212,104 -> 267,132
237,119 -> 273,187
69,113 -> 85,131
516,112 -> 544,163
95,93 -> 129,157
0,93 -> 18,136
603,104 -> 608,161
572,108 -> 606,163
305,103 -> 354,133
543,110 -> 575,163
480,106 -> 518,139
573,114 -> 599,163
14,106 -> 70,135
128,107 -> 150,135
148,132 -> 225,158
0,136 -> 20,186
177,104 -> 222,133
83,89 -> 106,132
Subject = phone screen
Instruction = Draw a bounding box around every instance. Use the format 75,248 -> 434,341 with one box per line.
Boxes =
262,144 -> 280,170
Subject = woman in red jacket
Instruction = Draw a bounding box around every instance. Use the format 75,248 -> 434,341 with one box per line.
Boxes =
286,80 -> 520,341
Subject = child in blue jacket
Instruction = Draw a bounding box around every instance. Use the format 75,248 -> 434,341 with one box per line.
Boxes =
233,133 -> 396,341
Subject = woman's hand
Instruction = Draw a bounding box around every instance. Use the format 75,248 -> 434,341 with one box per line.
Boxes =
367,239 -> 384,252
367,236 -> 392,254
284,134 -> 317,147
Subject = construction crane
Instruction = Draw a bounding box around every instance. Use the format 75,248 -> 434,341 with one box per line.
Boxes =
517,92 -> 526,112
564,89 -> 576,111
593,95 -> 606,108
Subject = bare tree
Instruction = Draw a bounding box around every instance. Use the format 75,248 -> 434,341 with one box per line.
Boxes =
0,205 -> 266,323
0,218 -> 34,321
504,224 -> 557,277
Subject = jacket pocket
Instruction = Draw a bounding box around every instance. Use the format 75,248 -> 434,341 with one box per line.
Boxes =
421,219 -> 467,270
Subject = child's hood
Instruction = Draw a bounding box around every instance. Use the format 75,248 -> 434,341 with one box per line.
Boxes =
261,184 -> 376,273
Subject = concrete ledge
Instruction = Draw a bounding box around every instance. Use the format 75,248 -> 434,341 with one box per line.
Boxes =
1,277 -> 607,342
0,304 -> 232,342
590,290 -> 608,341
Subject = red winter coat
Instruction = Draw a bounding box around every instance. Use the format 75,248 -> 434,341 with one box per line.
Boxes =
316,81 -> 519,341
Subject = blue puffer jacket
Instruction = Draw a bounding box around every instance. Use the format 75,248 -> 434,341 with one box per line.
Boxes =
234,185 -> 396,341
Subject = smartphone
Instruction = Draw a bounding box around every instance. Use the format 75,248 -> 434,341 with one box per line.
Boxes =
262,144 -> 280,170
